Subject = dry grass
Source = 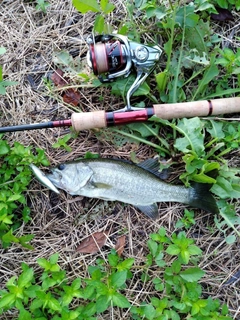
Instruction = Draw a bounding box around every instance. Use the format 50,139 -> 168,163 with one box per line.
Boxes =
0,0 -> 239,319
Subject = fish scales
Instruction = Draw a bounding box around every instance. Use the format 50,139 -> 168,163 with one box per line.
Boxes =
85,160 -> 189,205
42,158 -> 219,219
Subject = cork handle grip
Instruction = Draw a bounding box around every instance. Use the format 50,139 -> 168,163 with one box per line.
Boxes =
71,110 -> 106,131
153,97 -> 240,119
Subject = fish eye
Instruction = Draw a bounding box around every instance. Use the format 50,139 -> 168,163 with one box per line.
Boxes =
58,164 -> 66,170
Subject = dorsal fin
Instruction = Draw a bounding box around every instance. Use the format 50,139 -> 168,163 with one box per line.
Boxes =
137,158 -> 165,179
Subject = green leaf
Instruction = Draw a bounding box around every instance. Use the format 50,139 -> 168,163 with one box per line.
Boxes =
48,297 -> 62,311
0,140 -> 10,155
72,0 -> 101,13
108,253 -> 119,267
147,239 -> 158,257
49,253 -> 59,264
142,304 -> 156,319
166,244 -> 181,255
225,235 -> 236,244
37,258 -> 51,270
174,117 -> 205,156
94,14 -> 105,33
7,194 -> 22,202
100,0 -> 115,13
180,267 -> 205,282
109,270 -> 127,288
0,293 -> 15,308
117,258 -> 135,270
176,5 -> 199,28
96,295 -> 110,313
112,292 -> 130,308
18,268 -> 34,288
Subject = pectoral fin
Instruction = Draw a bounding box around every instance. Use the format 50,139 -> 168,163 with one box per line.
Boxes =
92,182 -> 112,189
135,203 -> 159,220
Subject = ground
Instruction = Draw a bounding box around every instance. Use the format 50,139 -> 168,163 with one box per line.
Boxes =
0,0 -> 239,319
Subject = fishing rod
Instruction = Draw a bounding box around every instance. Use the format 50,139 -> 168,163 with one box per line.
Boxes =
1,97 -> 240,133
1,34 -> 240,134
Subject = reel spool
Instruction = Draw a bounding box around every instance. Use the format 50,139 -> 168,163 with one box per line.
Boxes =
87,34 -> 162,110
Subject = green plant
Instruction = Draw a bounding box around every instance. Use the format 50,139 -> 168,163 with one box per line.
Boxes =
72,0 -> 115,33
52,131 -> 78,152
0,47 -> 18,95
132,227 -> 232,320
36,0 -> 50,13
0,138 -> 49,248
175,209 -> 196,229
0,229 -> 233,319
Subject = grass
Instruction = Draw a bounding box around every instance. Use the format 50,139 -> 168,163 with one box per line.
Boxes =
0,0 -> 239,319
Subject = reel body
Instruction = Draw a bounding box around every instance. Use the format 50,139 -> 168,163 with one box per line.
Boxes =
87,34 -> 162,110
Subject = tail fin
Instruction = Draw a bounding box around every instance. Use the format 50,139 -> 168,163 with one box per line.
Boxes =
189,183 -> 219,214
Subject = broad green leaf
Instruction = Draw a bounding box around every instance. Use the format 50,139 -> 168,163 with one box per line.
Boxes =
180,267 -> 205,282
18,268 -> 34,288
112,292 -> 130,308
2,229 -> 19,244
0,293 -> 15,308
166,244 -> 180,255
72,0 -> 101,13
100,0 -> 115,13
0,66 -> 2,81
225,235 -> 236,244
48,297 -> 62,311
187,245 -> 202,255
37,258 -> 51,270
108,253 -> 119,267
109,270 -> 127,288
0,140 -> 10,155
206,120 -> 225,139
128,123 -> 159,138
49,253 -> 59,264
156,70 -> 167,92
96,295 -> 110,313
94,14 -> 105,33
117,258 -> 135,270
176,5 -> 199,28
143,304 -> 156,320
147,239 -> 158,257
174,117 -> 205,156
180,250 -> 190,264
7,194 -> 22,202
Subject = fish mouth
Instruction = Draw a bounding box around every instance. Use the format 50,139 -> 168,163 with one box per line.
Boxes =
46,171 -> 63,190
30,164 -> 60,194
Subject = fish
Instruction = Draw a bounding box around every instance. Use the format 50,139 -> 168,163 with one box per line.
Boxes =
43,158 -> 219,219
30,164 -> 60,194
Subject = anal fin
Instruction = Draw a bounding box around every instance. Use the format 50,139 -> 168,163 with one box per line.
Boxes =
135,203 -> 159,220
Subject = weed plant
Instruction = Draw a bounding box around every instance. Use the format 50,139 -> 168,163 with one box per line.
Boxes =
0,228 -> 233,319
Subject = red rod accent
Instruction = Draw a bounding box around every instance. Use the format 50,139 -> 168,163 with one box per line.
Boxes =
113,109 -> 154,125
52,119 -> 72,127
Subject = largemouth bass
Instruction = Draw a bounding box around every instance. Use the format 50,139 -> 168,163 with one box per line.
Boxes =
41,158 -> 219,219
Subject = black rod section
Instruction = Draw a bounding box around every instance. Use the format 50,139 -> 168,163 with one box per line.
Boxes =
0,121 -> 55,133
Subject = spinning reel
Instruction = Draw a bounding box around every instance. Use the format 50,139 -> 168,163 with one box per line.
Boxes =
86,34 -> 162,110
